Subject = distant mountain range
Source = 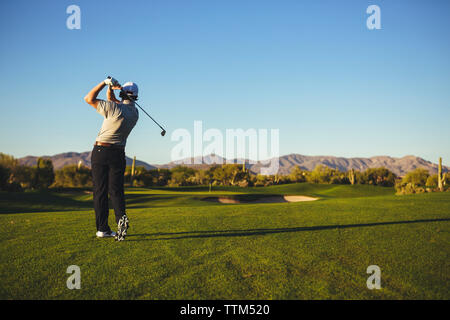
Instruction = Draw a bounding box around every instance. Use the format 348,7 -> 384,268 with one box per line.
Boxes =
17,152 -> 449,176
18,152 -> 156,171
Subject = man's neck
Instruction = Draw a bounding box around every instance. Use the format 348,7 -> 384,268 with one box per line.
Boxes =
121,99 -> 134,105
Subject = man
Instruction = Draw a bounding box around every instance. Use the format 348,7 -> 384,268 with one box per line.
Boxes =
84,77 -> 139,241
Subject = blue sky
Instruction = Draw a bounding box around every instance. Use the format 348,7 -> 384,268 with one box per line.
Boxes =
0,0 -> 449,165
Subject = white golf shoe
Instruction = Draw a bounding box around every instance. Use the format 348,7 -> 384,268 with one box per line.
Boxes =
96,230 -> 117,238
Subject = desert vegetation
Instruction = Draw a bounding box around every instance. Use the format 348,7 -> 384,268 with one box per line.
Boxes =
395,165 -> 449,194
1,152 -> 448,193
0,153 -> 54,191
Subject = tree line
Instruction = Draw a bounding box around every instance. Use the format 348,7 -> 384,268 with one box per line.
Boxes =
0,153 -> 91,191
0,153 -> 55,191
1,152 -> 448,192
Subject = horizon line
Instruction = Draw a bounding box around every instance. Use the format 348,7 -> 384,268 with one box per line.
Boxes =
8,150 -> 448,167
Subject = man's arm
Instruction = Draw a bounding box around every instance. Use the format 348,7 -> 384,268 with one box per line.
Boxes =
84,81 -> 106,109
107,86 -> 121,104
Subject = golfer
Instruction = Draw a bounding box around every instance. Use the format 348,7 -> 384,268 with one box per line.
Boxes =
84,77 -> 139,240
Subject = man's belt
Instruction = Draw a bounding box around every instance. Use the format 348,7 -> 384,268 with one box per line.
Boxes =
94,141 -> 125,149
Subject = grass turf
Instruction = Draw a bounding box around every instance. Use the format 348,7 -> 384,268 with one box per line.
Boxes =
0,183 -> 449,299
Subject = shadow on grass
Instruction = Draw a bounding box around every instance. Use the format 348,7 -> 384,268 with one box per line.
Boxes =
126,218 -> 450,241
0,191 -> 168,214
0,191 -> 93,214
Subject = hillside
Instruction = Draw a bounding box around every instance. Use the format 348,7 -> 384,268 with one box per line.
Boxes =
248,154 -> 448,176
17,152 -> 448,176
160,154 -> 447,176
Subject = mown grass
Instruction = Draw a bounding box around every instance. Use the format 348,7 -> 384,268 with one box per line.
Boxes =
0,184 -> 448,299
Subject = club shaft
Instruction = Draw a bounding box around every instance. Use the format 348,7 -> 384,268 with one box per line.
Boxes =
120,90 -> 166,131
135,101 -> 165,131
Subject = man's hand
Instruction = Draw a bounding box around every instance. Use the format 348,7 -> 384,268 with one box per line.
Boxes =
104,77 -> 120,87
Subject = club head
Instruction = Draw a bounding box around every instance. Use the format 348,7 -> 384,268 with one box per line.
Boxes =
161,130 -> 166,136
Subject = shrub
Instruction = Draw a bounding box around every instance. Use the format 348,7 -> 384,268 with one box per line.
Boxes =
0,164 -> 10,191
289,166 -> 307,183
307,165 -> 348,184
238,180 -> 249,188
396,168 -> 430,194
54,165 -> 92,187
0,153 -> 18,169
168,166 -> 197,186
402,168 -> 429,187
308,165 -> 331,184
33,158 -> 55,189
426,175 -> 438,188
254,174 -> 271,187
9,165 -> 33,189
444,173 -> 450,189
0,153 -> 25,191
363,167 -> 396,187
205,164 -> 250,186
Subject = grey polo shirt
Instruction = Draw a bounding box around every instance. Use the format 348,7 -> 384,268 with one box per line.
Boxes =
95,100 -> 139,146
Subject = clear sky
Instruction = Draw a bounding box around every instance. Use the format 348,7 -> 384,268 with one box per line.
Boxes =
0,0 -> 449,165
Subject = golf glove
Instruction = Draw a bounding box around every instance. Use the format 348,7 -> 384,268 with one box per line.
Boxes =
104,77 -> 120,87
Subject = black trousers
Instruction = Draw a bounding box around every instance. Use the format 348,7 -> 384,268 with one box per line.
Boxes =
91,145 -> 126,232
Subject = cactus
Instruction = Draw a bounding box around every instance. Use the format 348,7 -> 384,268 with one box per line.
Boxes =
438,157 -> 443,192
349,168 -> 355,185
131,156 -> 136,185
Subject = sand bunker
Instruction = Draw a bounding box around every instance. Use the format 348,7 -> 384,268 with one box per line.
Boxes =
204,195 -> 318,204
280,195 -> 318,202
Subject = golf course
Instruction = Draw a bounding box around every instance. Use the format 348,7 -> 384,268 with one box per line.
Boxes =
0,183 -> 449,300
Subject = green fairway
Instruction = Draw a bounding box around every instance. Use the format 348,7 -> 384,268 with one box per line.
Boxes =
0,184 -> 449,299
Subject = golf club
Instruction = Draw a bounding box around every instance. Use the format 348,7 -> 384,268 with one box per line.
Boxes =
107,76 -> 166,136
